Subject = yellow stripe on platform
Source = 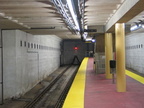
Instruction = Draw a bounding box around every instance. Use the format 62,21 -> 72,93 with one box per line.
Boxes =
126,70 -> 144,84
62,57 -> 88,108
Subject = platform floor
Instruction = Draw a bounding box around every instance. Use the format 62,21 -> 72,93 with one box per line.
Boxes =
63,57 -> 144,108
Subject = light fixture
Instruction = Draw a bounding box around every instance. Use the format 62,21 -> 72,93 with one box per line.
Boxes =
0,11 -> 30,29
130,21 -> 144,31
86,38 -> 92,41
19,23 -> 24,25
0,12 -> 5,17
130,17 -> 144,31
4,16 -> 12,20
52,0 -> 84,35
130,25 -> 140,31
52,0 -> 77,33
85,38 -> 96,43
12,19 -> 18,23
66,0 -> 80,31
92,39 -> 96,43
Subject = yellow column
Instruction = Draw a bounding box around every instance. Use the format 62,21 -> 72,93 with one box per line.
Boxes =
115,23 -> 126,92
105,33 -> 113,79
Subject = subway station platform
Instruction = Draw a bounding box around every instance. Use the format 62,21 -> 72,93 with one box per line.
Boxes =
62,57 -> 144,108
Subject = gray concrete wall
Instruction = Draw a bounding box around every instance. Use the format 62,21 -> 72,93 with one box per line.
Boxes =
2,30 -> 62,99
0,29 -> 2,103
62,39 -> 94,65
126,33 -> 144,75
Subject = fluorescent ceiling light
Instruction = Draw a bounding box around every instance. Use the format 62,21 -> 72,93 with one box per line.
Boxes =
92,39 -> 96,43
66,0 -> 80,31
85,38 -> 96,43
19,23 -> 23,25
130,24 -> 141,31
0,12 -> 5,17
12,20 -> 18,23
86,38 -> 92,41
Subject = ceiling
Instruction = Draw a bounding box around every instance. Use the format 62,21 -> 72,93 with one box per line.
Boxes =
0,0 -> 144,39
85,0 -> 125,25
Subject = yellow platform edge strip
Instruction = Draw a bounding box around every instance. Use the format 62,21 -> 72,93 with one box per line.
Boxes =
62,57 -> 88,108
126,70 -> 144,84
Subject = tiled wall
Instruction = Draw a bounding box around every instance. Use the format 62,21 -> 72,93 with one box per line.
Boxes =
126,33 -> 144,74
2,30 -> 62,99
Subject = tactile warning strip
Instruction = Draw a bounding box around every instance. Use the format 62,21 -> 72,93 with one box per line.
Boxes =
62,57 -> 88,108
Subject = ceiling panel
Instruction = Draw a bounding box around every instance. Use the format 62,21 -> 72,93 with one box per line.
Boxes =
84,0 -> 123,26
0,0 -> 143,39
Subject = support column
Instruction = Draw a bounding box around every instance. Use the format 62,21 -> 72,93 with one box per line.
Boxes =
115,23 -> 126,92
105,33 -> 113,79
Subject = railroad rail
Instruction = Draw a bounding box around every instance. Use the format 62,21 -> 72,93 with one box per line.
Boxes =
24,65 -> 78,108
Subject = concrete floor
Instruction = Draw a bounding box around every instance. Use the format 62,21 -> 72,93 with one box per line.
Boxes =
85,58 -> 144,108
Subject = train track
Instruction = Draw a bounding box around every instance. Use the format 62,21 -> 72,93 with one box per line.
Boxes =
54,66 -> 78,108
24,65 -> 78,108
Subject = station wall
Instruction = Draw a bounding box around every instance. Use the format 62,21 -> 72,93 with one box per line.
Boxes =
61,39 -> 94,65
0,30 -> 2,103
1,30 -> 62,99
126,33 -> 144,75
